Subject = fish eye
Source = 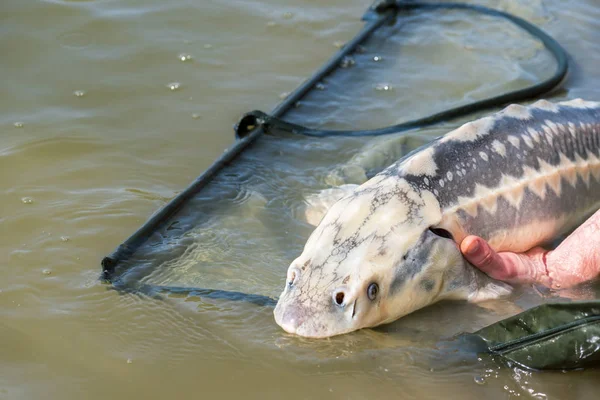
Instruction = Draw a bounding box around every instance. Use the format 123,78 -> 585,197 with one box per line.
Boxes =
367,283 -> 379,300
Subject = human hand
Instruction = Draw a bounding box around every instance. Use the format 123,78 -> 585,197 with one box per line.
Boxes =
460,209 -> 600,290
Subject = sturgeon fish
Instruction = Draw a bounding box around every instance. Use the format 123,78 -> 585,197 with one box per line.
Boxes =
274,98 -> 600,338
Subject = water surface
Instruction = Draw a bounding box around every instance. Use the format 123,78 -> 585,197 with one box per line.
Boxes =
2,0 -> 600,398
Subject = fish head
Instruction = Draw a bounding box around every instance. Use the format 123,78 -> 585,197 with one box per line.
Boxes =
274,176 -> 468,338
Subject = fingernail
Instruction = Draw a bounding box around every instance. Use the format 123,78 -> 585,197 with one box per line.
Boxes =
466,240 -> 480,255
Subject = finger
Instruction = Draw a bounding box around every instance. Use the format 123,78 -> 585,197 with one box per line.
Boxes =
460,236 -> 548,284
460,236 -> 504,275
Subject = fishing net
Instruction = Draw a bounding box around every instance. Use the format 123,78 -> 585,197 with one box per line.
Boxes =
99,1 -> 600,370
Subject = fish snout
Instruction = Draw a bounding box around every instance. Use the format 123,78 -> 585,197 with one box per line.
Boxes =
273,282 -> 360,337
275,304 -> 307,334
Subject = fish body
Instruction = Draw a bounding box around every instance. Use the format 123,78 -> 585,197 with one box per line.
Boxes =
274,99 -> 600,338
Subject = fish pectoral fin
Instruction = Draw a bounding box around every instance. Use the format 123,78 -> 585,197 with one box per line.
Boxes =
301,184 -> 360,226
468,279 -> 513,303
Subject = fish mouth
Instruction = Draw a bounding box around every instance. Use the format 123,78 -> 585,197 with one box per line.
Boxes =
275,318 -> 358,338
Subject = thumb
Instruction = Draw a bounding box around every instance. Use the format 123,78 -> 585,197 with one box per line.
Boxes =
460,236 -> 550,286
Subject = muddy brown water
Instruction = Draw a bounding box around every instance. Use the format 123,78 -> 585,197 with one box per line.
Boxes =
2,0 -> 600,398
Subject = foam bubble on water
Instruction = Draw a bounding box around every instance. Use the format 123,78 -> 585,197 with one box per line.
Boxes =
178,53 -> 192,62
21,197 -> 33,204
373,55 -> 383,62
203,44 -> 213,49
191,113 -> 201,120
279,92 -> 290,99
283,12 -> 294,19
375,83 -> 393,91
315,83 -> 326,90
266,21 -> 277,27
474,375 -> 486,385
333,41 -> 345,48
340,56 -> 355,68
60,236 -> 70,242
73,90 -> 86,97
14,122 -> 24,128
42,269 -> 52,276
127,358 -> 133,364
167,82 -> 181,91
